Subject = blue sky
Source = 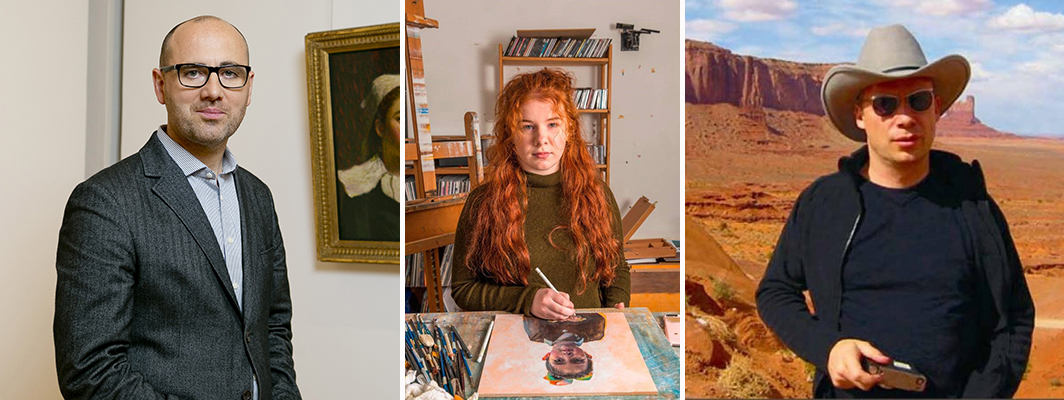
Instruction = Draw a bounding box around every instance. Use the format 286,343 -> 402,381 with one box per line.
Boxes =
686,0 -> 1064,136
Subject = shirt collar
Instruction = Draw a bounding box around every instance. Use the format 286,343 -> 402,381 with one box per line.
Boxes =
156,126 -> 238,177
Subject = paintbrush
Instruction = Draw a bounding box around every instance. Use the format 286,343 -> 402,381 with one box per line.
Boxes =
449,329 -> 466,385
405,346 -> 430,383
440,325 -> 462,393
534,267 -> 558,291
449,325 -> 471,359
476,318 -> 495,364
450,329 -> 472,388
439,342 -> 452,394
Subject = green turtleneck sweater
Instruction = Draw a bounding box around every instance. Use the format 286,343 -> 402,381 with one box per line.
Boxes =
450,171 -> 631,315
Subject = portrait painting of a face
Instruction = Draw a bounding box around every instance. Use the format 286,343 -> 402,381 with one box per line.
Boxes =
328,47 -> 401,243
306,23 -> 400,264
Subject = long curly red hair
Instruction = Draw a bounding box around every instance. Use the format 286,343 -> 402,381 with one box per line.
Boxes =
463,68 -> 620,294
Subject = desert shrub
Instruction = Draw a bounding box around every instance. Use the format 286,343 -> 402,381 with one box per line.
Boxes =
712,279 -> 735,302
1051,378 -> 1062,387
804,361 -> 816,382
718,354 -> 771,398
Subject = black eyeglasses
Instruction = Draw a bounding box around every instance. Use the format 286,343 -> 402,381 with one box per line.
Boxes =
864,89 -> 935,117
160,63 -> 252,89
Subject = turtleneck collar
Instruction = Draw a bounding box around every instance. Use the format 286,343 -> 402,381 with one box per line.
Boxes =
525,170 -> 562,188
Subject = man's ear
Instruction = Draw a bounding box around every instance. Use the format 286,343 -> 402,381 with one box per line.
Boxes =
854,105 -> 866,130
152,68 -> 166,105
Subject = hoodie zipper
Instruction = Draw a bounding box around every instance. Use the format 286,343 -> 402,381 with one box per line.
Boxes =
837,212 -> 861,330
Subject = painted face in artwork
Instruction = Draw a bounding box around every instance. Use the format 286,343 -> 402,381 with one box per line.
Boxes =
543,341 -> 593,385
377,88 -> 401,174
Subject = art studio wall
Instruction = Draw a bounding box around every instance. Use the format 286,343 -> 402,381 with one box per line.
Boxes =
418,0 -> 683,240
0,1 -> 400,398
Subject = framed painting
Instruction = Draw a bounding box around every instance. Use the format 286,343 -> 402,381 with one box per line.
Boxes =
306,23 -> 400,264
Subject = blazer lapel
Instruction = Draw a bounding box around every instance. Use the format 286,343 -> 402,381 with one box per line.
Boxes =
234,170 -> 260,322
140,133 -> 243,316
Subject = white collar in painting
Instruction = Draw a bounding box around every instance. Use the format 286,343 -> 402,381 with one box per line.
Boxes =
337,156 -> 399,202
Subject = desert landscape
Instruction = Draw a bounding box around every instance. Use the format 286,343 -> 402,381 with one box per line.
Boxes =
684,39 -> 1064,398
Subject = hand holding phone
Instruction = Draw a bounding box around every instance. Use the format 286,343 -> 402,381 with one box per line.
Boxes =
862,358 -> 927,392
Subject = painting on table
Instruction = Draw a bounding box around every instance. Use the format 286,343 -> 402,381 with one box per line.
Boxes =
478,312 -> 657,397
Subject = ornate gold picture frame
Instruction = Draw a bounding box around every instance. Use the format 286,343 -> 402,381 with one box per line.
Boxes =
305,23 -> 400,263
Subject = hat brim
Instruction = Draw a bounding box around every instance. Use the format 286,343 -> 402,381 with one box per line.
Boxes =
821,55 -> 970,142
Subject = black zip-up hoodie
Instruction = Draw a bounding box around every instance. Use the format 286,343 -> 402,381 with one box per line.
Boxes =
756,146 -> 1034,398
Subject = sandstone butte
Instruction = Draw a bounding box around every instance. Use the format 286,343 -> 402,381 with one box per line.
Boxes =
684,39 -> 1015,138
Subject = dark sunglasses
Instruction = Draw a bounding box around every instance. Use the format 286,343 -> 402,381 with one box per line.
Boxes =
865,89 -> 935,117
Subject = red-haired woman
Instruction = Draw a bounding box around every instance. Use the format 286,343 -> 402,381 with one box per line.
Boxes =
450,68 -> 630,320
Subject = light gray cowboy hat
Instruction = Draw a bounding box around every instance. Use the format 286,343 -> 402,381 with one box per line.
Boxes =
821,24 -> 971,142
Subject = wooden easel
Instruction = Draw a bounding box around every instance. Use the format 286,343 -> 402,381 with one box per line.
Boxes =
405,0 -> 439,198
404,0 -> 485,312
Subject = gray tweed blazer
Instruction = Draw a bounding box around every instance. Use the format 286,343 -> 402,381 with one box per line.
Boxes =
54,133 -> 300,399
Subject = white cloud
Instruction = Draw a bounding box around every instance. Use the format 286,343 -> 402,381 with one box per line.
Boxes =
718,0 -> 797,22
921,0 -> 992,16
811,23 -> 870,37
1017,57 -> 1064,81
686,0 -> 713,9
886,0 -> 992,16
685,18 -> 738,41
969,61 -> 995,82
988,4 -> 1064,33
967,68 -> 1064,135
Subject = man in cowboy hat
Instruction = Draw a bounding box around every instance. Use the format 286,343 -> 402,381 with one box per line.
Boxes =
757,24 -> 1033,398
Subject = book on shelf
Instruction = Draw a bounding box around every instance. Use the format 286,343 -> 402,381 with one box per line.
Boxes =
405,174 -> 473,200
405,244 -> 455,288
504,36 -> 611,58
572,88 -> 608,110
436,175 -> 471,196
405,175 -> 418,201
585,144 -> 605,165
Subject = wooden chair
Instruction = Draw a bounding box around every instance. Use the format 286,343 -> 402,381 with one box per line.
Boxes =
405,112 -> 484,312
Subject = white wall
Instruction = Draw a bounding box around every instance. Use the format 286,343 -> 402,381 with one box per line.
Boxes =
420,0 -> 683,239
116,1 -> 400,399
0,1 -> 89,398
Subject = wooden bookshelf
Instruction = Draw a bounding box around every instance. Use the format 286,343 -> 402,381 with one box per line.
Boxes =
499,56 -> 609,64
497,42 -> 613,184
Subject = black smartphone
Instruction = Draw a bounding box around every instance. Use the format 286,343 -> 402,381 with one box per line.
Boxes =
861,358 -> 927,392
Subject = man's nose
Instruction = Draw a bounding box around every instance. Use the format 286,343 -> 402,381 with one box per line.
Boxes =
893,108 -> 918,128
199,72 -> 224,100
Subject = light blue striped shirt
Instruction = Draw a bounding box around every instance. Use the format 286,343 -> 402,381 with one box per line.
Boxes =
157,127 -> 257,398
157,127 -> 244,308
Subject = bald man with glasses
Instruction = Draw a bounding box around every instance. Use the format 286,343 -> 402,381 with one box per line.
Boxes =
54,16 -> 300,399
756,25 -> 1033,398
